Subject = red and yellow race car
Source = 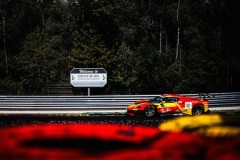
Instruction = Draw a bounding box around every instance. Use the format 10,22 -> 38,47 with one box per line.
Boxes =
127,94 -> 209,117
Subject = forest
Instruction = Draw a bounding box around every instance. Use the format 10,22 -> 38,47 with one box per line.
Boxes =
0,0 -> 239,95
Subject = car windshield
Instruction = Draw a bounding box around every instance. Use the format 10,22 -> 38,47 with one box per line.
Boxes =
148,96 -> 163,103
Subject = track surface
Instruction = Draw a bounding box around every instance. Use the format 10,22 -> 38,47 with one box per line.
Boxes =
1,111 -> 240,128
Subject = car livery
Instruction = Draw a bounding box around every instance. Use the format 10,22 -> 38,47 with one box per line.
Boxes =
127,94 -> 209,117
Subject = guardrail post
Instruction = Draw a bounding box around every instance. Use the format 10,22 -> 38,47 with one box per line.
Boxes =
88,88 -> 91,96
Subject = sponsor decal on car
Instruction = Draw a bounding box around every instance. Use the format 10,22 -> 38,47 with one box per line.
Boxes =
185,102 -> 192,109
161,108 -> 171,113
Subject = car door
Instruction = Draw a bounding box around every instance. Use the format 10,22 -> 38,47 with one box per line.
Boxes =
158,97 -> 180,114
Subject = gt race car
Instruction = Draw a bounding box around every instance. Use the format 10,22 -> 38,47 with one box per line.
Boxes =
127,94 -> 209,117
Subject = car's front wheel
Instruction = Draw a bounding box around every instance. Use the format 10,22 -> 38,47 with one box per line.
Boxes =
192,105 -> 203,115
144,106 -> 156,117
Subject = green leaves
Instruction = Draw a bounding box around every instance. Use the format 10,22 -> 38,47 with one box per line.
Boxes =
0,0 -> 239,94
69,28 -> 111,68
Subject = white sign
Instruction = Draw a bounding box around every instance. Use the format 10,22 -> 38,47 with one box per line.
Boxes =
70,68 -> 107,87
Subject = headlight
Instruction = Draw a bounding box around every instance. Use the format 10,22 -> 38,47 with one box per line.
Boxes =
133,105 -> 141,109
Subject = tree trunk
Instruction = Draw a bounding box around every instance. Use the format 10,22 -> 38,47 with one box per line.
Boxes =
3,14 -> 8,74
165,34 -> 168,50
159,21 -> 162,55
175,0 -> 180,60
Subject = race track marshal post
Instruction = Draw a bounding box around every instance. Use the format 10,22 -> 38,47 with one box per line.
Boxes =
70,68 -> 107,96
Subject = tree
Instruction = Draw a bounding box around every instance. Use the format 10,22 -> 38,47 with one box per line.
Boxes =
69,27 -> 112,69
15,1 -> 70,94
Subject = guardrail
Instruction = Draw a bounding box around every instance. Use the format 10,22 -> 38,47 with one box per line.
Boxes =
0,92 -> 240,114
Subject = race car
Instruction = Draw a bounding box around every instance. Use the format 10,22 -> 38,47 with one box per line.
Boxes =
127,94 -> 209,117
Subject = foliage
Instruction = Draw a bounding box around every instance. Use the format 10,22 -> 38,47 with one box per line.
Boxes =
69,27 -> 111,69
0,0 -> 239,95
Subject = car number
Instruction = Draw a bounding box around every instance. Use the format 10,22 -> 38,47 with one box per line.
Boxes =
185,102 -> 192,109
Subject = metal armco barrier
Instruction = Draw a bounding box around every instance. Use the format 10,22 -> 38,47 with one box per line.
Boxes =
0,92 -> 240,114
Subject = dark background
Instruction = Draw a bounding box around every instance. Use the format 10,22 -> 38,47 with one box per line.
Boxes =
0,0 -> 239,95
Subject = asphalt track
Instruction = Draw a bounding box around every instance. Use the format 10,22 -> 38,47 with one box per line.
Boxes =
0,109 -> 239,128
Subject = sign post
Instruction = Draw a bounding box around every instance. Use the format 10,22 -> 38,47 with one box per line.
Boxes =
70,68 -> 107,96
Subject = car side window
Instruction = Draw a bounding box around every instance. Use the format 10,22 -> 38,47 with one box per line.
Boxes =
149,96 -> 162,103
163,97 -> 177,103
170,98 -> 178,102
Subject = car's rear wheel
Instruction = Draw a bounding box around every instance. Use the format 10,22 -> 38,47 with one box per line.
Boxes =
192,105 -> 203,115
144,106 -> 156,117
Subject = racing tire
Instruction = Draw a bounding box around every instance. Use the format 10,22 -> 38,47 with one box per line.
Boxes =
192,105 -> 204,115
144,106 -> 156,117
